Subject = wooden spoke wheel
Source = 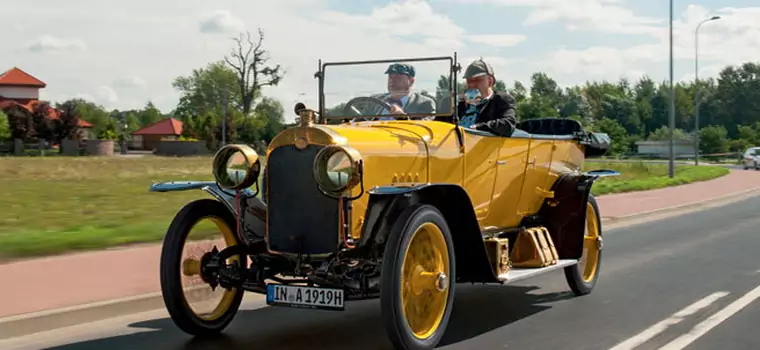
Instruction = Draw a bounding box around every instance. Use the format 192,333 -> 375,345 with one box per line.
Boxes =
381,204 -> 456,350
564,194 -> 603,296
159,199 -> 246,336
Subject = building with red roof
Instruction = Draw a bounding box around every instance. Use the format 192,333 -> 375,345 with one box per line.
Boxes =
0,67 -> 93,129
130,117 -> 183,150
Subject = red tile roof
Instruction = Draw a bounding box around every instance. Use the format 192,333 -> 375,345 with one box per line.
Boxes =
0,97 -> 93,128
0,67 -> 46,88
131,117 -> 182,135
0,68 -> 92,128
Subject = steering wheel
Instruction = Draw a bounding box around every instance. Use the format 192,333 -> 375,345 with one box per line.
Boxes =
343,96 -> 397,120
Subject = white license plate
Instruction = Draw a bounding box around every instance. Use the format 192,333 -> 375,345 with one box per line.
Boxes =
266,284 -> 345,311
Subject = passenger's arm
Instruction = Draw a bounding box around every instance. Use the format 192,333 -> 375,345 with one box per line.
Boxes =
419,97 -> 436,120
472,93 -> 517,136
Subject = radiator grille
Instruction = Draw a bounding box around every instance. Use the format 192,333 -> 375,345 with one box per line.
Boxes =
266,144 -> 340,256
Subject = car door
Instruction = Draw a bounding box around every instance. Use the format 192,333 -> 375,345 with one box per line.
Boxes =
744,148 -> 758,168
483,136 -> 531,229
461,128 -> 502,224
515,136 -> 556,218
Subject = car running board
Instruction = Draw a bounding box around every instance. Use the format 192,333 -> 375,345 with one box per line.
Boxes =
497,259 -> 578,283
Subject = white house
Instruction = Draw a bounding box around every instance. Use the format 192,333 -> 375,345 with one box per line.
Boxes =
0,67 -> 46,100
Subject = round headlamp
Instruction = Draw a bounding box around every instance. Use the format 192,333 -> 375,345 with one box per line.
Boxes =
212,144 -> 261,190
313,145 -> 363,194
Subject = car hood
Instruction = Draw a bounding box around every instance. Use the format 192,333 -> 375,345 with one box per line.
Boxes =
267,120 -> 461,188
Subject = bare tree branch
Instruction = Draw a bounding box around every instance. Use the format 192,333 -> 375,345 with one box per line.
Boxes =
223,28 -> 284,116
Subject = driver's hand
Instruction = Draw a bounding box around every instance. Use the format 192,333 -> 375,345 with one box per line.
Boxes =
388,104 -> 405,114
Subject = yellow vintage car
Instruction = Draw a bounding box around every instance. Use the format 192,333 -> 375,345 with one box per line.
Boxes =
150,55 -> 617,350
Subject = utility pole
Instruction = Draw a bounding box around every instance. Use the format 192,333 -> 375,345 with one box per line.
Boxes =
694,15 -> 721,166
221,90 -> 228,146
668,0 -> 675,178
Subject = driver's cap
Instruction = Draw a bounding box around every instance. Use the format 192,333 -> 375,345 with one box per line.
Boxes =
463,59 -> 494,79
385,63 -> 416,77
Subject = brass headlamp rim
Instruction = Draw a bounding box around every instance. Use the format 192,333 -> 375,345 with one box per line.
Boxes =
212,144 -> 261,190
313,145 -> 363,194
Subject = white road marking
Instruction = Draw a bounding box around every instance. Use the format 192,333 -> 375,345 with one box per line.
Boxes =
608,291 -> 730,350
659,283 -> 760,349
0,295 -> 269,349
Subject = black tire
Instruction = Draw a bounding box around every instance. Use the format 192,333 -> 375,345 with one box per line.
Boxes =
564,194 -> 603,296
380,204 -> 456,350
160,198 -> 245,336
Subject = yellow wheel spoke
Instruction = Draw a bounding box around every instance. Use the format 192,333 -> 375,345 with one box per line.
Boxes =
583,236 -> 596,249
581,203 -> 601,282
181,216 -> 239,322
400,222 -> 450,340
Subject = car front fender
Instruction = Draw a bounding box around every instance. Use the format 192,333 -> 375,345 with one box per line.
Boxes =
149,181 -> 266,241
356,183 -> 498,283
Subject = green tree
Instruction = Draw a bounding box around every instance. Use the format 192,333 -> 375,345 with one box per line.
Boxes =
137,102 -> 164,126
647,126 -> 690,141
56,98 -> 110,135
172,61 -> 240,118
699,125 -> 730,154
593,118 -> 629,155
0,110 -> 10,141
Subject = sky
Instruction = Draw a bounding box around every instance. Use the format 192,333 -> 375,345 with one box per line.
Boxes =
2,0 -> 759,122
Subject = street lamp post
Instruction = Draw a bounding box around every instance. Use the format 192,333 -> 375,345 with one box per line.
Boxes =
668,0 -> 675,178
694,15 -> 721,166
221,90 -> 228,146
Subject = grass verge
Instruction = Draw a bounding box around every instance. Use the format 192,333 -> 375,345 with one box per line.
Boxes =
0,156 -> 729,260
586,161 -> 730,196
0,156 -> 216,260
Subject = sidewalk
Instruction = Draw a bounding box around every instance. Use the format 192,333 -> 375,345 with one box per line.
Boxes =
2,169 -> 759,319
595,168 -> 760,219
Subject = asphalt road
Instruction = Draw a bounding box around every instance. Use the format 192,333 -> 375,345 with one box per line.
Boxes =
3,195 -> 760,350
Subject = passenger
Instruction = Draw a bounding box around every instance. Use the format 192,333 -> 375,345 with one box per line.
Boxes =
437,59 -> 518,136
373,63 -> 436,120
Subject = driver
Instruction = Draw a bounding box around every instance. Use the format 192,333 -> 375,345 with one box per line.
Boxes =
436,59 -> 517,136
372,63 -> 436,120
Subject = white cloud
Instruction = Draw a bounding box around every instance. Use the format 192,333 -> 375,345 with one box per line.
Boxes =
73,86 -> 119,106
453,0 -> 663,35
529,4 -> 760,87
74,93 -> 96,102
1,0 -> 757,121
316,1 -> 524,51
2,0 -> 490,116
199,10 -> 247,34
96,86 -> 119,104
543,45 -> 660,77
467,34 -> 526,47
317,0 -> 467,48
23,35 -> 87,53
113,76 -> 147,88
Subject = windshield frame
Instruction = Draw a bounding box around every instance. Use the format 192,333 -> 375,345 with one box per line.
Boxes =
314,55 -> 460,123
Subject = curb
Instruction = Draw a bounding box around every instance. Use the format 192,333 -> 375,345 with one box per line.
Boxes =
2,186 -> 760,340
600,185 -> 760,225
0,292 -> 166,340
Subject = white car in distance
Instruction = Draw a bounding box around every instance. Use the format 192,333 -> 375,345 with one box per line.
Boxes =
743,146 -> 760,170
